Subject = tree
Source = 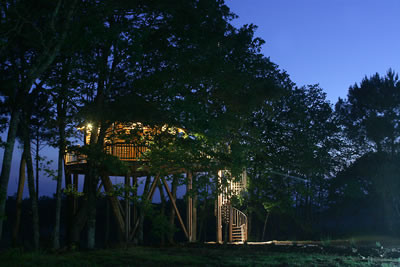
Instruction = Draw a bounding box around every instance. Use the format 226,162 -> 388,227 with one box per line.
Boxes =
67,0 -> 290,247
336,69 -> 400,155
47,56 -> 80,249
246,85 -> 339,239
331,69 -> 400,234
0,0 -> 77,240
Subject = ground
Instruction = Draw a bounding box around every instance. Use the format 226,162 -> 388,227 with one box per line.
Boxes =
2,237 -> 400,266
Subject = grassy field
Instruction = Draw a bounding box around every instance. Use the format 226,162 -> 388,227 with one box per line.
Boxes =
1,243 -> 400,267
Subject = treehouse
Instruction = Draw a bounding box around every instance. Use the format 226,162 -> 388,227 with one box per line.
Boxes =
64,122 -> 247,243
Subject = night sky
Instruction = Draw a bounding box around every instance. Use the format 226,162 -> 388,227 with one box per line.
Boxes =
227,0 -> 400,102
2,0 -> 400,197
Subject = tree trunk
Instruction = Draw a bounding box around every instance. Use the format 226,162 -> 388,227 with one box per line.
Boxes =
53,130 -> 65,249
86,175 -> 97,249
261,212 -> 269,241
12,150 -> 26,245
248,211 -> 252,241
35,131 -> 40,200
70,198 -> 88,246
0,109 -> 20,239
23,124 -> 40,249
53,100 -> 66,249
70,174 -> 89,246
85,122 -> 105,249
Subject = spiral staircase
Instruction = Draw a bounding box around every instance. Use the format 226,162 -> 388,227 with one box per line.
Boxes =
216,170 -> 248,243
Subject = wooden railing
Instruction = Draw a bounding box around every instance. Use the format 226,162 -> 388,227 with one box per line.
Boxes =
104,143 -> 147,161
65,152 -> 87,165
65,143 -> 148,165
230,206 -> 248,243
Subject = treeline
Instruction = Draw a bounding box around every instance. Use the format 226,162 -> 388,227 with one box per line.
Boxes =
245,70 -> 400,241
1,0 -> 399,250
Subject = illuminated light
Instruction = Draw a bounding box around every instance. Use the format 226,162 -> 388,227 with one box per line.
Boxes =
87,123 -> 93,130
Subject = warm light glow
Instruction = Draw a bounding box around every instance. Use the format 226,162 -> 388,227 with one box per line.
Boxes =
87,123 -> 93,130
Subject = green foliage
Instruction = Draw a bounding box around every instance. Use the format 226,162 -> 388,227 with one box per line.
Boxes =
336,69 -> 400,154
63,184 -> 84,197
243,84 -> 339,238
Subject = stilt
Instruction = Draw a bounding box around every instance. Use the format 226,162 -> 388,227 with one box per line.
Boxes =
192,192 -> 197,242
186,171 -> 193,242
132,175 -> 137,231
73,173 -> 78,215
161,176 -> 189,239
124,175 -> 131,242
216,170 -> 222,243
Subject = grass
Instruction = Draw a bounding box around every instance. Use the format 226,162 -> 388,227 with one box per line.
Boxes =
1,244 -> 400,266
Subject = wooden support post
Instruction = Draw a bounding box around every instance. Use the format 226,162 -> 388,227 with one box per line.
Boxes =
229,205 -> 233,242
73,173 -> 78,215
161,176 -> 189,239
186,171 -> 193,242
216,170 -> 222,243
124,175 -> 130,242
192,192 -> 197,242
132,176 -> 137,230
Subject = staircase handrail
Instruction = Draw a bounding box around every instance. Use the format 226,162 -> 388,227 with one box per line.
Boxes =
231,207 -> 247,242
232,207 -> 247,227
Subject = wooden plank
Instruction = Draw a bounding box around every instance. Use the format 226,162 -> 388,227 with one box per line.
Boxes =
161,176 -> 189,240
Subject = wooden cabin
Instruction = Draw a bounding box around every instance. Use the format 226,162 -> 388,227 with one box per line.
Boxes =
64,122 -> 248,243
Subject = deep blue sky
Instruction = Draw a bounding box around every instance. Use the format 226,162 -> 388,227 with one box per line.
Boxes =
3,0 -> 400,197
226,0 -> 400,102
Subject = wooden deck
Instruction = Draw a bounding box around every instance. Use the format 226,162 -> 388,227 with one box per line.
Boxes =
65,143 -> 148,165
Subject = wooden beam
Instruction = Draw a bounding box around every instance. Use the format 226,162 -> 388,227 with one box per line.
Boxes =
101,175 -> 125,236
148,175 -> 159,201
161,176 -> 189,240
129,175 -> 160,240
